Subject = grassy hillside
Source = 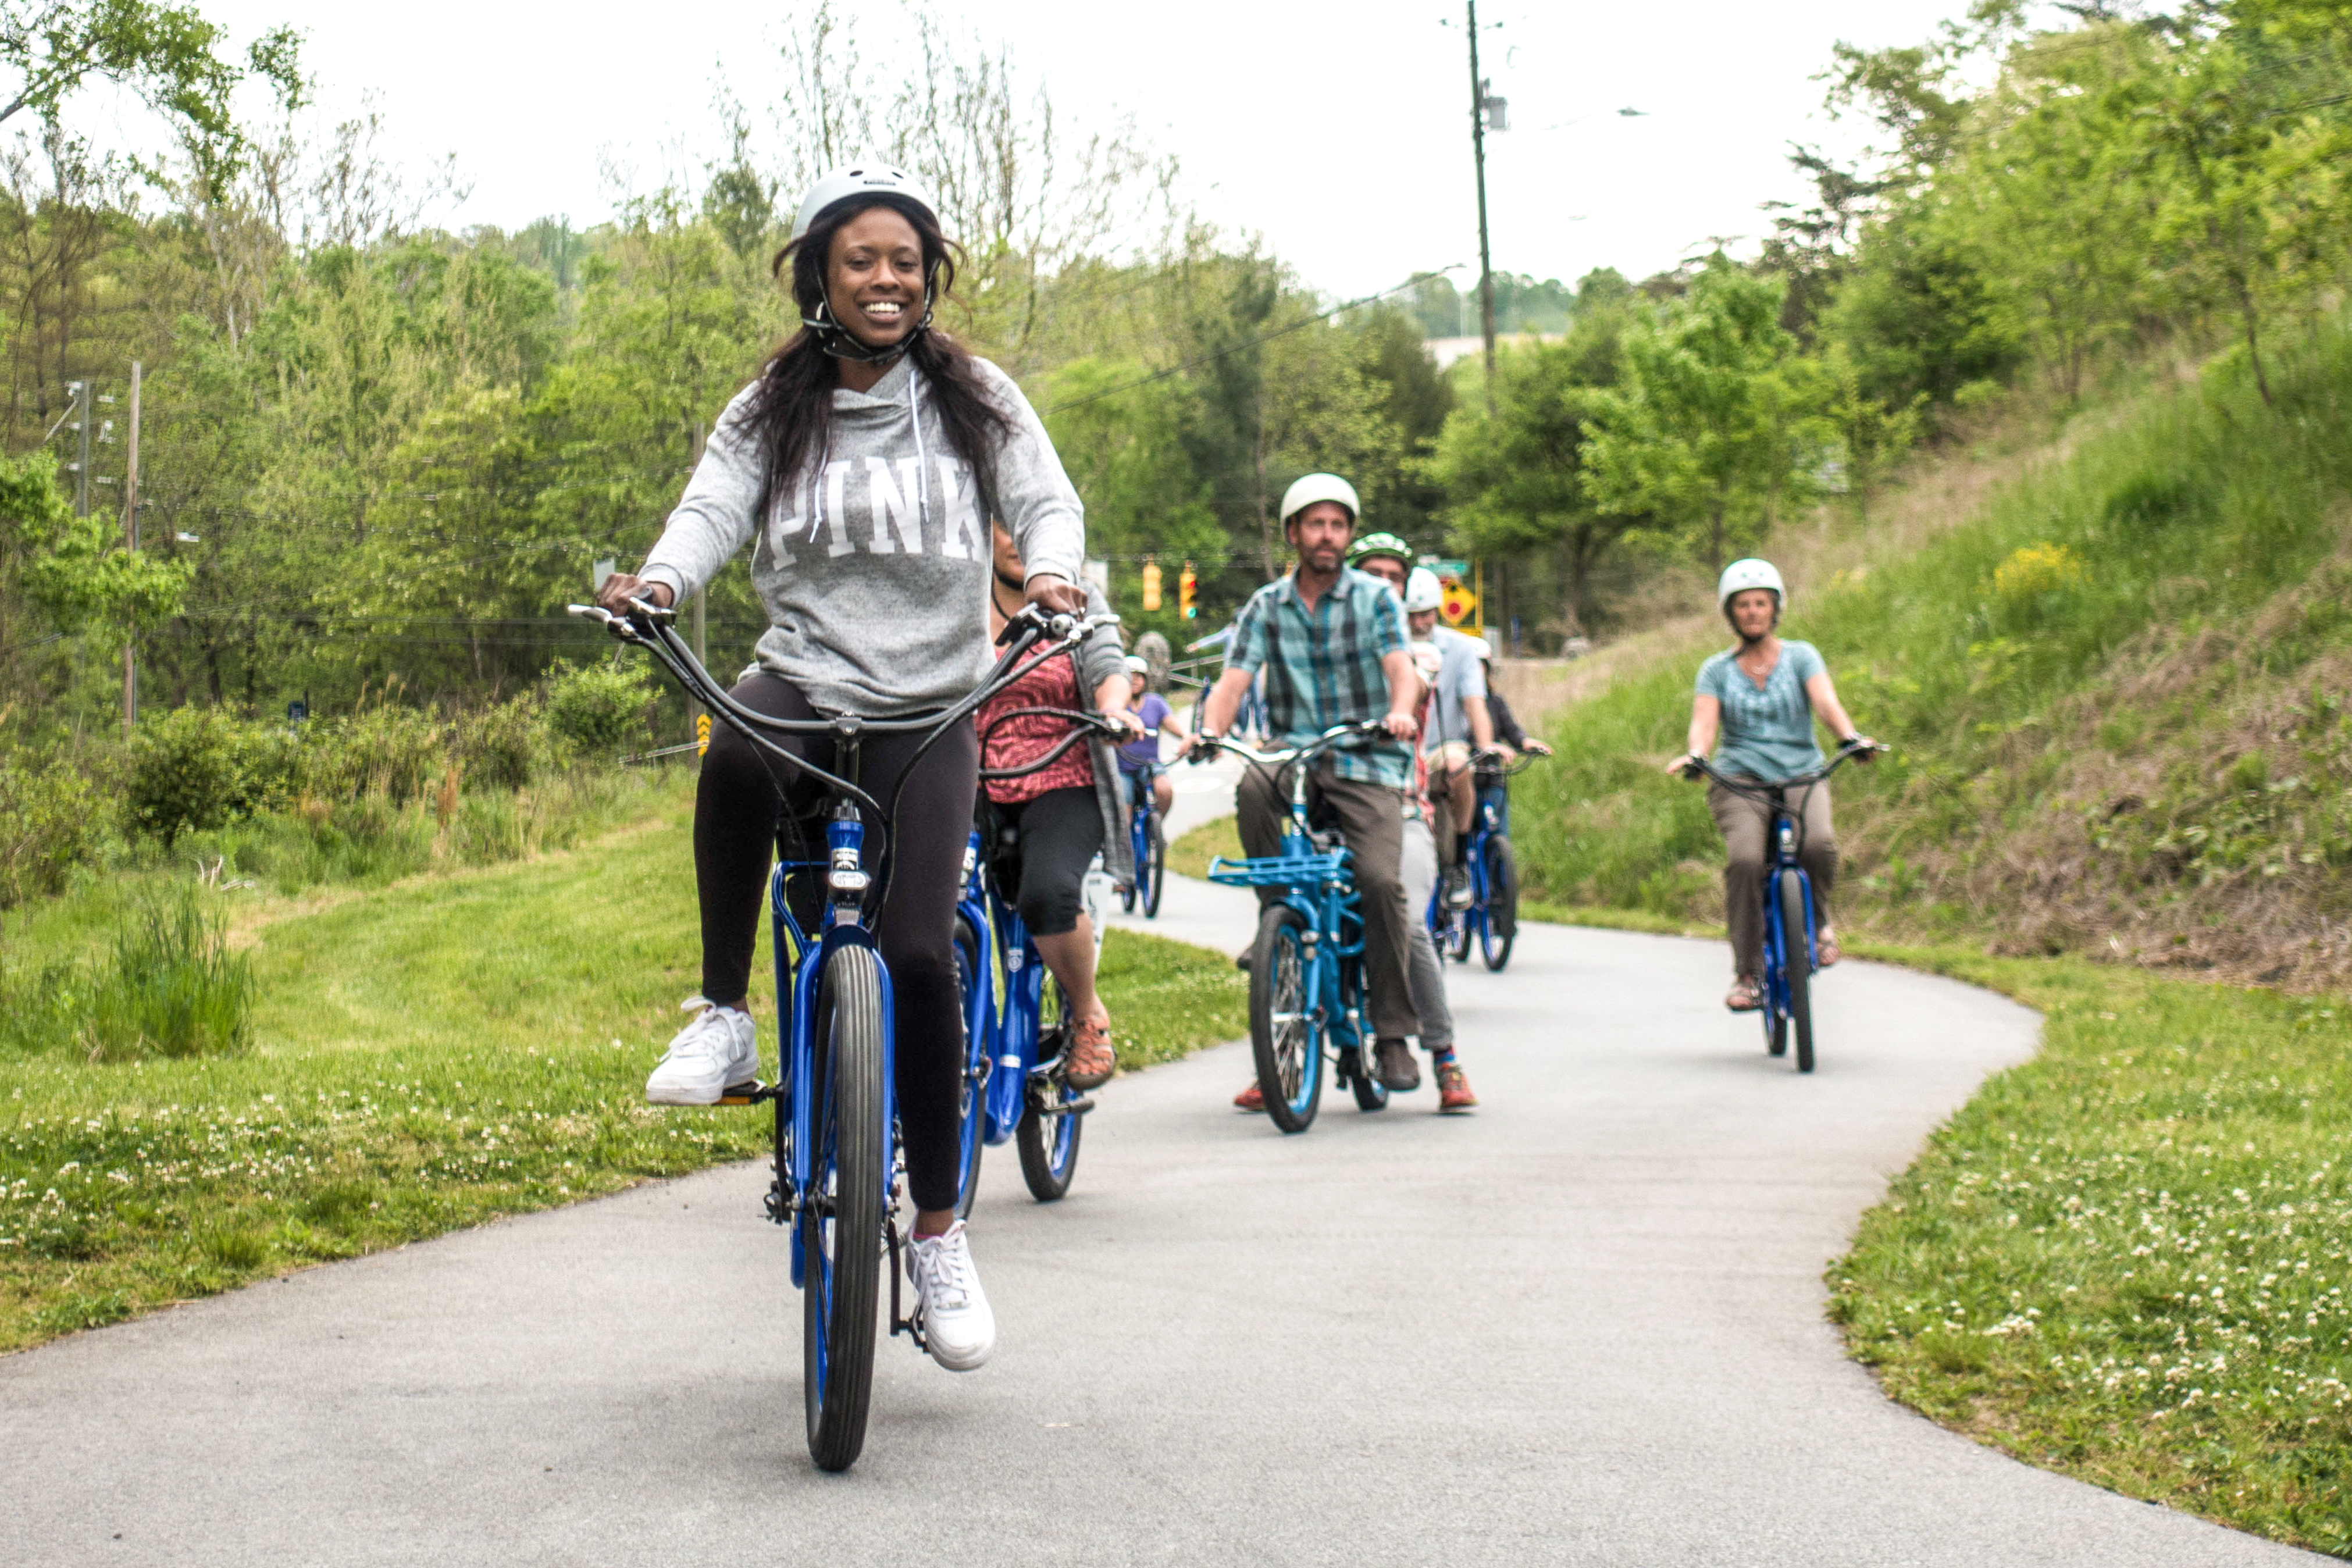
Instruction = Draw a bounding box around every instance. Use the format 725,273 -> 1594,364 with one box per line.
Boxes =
1514,319 -> 2352,986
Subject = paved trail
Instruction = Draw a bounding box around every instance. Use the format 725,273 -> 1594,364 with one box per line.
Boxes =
1,824 -> 2324,1562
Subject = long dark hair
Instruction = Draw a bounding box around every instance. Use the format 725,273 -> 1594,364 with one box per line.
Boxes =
734,196 -> 1016,524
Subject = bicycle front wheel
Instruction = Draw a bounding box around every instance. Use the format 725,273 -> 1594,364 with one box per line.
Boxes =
803,945 -> 886,1473
1778,870 -> 1816,1074
1249,903 -> 1324,1134
1142,818 -> 1166,918
1017,979 -> 1084,1200
1478,836 -> 1517,972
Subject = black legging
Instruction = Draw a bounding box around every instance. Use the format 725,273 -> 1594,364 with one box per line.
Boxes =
988,786 -> 1104,937
694,671 -> 977,1214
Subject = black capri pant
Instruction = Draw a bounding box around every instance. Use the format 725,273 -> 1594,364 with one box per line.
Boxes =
693,671 -> 977,1214
989,786 -> 1104,937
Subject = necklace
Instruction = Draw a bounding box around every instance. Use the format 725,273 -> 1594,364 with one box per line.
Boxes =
989,580 -> 1025,625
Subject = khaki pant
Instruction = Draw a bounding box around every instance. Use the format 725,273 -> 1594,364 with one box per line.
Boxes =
1708,778 -> 1837,979
1236,760 -> 1418,1042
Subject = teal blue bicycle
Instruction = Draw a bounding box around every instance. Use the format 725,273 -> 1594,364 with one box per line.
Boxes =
1196,721 -> 1393,1134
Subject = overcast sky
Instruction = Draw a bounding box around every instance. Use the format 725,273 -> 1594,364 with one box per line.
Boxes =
184,0 -> 1990,303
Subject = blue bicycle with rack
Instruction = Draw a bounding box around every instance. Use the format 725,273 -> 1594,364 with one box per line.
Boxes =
1427,747 -> 1543,972
571,594 -> 1099,1473
1675,740 -> 1880,1074
949,685 -> 1129,1215
1196,721 -> 1394,1134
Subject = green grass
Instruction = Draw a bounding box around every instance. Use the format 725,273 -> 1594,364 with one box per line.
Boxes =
0,796 -> 1246,1352
1166,814 -> 1242,881
1824,945 -> 2352,1556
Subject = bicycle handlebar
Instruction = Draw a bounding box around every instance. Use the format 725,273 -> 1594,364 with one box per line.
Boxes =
1674,739 -> 1885,797
1186,719 -> 1392,771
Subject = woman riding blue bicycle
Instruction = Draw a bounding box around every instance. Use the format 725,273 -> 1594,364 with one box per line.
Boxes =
594,162 -> 1090,1376
1669,559 -> 1876,1014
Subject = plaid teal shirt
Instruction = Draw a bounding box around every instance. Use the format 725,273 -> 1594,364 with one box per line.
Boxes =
1223,566 -> 1412,787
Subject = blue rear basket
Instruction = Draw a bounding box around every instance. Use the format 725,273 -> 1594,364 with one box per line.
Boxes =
1207,850 -> 1349,890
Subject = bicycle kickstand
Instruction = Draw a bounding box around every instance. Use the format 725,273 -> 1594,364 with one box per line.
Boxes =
884,1216 -> 928,1352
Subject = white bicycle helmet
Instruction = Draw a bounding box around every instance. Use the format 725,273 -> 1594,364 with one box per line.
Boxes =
1716,557 -> 1787,612
1279,472 -> 1360,526
790,162 -> 941,241
1123,654 -> 1150,675
1404,567 -> 1444,614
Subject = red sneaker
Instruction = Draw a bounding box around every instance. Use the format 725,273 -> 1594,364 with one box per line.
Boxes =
1232,1079 -> 1266,1111
1435,1060 -> 1478,1113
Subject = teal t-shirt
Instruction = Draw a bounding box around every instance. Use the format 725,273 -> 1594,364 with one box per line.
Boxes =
1695,640 -> 1827,782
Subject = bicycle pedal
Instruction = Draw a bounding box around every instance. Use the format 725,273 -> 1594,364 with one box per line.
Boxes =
1034,1093 -> 1095,1117
716,1081 -> 776,1106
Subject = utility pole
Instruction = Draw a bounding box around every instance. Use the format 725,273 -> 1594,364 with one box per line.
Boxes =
1464,0 -> 1502,414
123,362 -> 140,736
67,378 -> 90,516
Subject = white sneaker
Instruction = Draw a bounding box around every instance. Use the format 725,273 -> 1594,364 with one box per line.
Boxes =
644,997 -> 757,1105
906,1221 -> 996,1372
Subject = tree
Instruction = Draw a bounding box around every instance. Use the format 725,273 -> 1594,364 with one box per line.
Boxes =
1586,258 -> 1823,572
1427,311 -> 1629,637
1824,344 -> 1923,529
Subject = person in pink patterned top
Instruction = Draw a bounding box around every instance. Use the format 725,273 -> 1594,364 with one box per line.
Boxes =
978,519 -> 1142,1090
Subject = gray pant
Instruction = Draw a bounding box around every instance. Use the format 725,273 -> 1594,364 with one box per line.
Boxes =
1399,816 -> 1454,1052
1708,777 -> 1837,979
1236,760 -> 1418,1043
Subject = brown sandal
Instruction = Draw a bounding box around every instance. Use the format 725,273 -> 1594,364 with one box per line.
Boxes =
1725,976 -> 1763,1012
1064,1015 -> 1115,1090
1815,928 -> 1842,968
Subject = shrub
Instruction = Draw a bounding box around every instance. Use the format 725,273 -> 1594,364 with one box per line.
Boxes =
297,705 -> 444,804
455,694 -> 543,791
126,707 -> 284,843
0,753 -> 105,906
544,659 -> 654,754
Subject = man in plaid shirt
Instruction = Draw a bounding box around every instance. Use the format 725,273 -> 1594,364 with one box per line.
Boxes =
1195,473 -> 1424,1096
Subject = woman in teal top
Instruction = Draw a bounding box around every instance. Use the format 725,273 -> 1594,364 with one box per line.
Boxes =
1669,559 -> 1875,1012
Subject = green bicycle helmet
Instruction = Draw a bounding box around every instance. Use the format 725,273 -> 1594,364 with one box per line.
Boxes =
1347,531 -> 1413,568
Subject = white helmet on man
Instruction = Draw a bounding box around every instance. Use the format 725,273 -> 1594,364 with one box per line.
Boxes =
1404,567 -> 1445,614
1278,472 -> 1360,527
1716,557 -> 1787,613
790,162 -> 942,241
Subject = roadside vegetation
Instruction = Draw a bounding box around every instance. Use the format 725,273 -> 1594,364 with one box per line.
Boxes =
0,792 -> 1243,1353
1831,947 -> 2352,1556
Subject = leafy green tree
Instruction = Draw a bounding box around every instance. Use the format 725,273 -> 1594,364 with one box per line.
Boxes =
1587,258 -> 1823,571
1427,311 -> 1628,636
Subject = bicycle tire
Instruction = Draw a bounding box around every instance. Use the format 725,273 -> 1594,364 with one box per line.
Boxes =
1779,870 -> 1816,1074
803,944 -> 885,1473
950,916 -> 987,1221
1248,903 -> 1323,1134
1142,818 -> 1166,918
1478,836 -> 1517,971
1017,978 -> 1084,1200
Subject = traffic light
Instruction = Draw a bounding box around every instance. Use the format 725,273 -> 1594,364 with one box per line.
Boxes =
1141,557 -> 1162,612
1178,562 -> 1198,619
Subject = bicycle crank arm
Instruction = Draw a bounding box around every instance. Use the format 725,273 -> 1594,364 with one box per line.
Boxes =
1030,1095 -> 1096,1118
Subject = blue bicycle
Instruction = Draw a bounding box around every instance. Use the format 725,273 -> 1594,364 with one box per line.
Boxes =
1426,748 -> 1544,972
1117,765 -> 1167,918
1676,740 -> 1880,1074
950,690 -> 1129,1214
1198,721 -> 1394,1134
571,595 -> 1097,1473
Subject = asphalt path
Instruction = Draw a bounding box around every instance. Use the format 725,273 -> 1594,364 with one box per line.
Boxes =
1,803 -> 2326,1563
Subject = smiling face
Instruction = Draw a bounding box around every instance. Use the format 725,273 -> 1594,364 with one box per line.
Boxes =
1286,501 -> 1355,576
1727,587 -> 1779,642
825,205 -> 926,349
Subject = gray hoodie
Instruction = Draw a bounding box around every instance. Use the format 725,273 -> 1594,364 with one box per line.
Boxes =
639,354 -> 1085,717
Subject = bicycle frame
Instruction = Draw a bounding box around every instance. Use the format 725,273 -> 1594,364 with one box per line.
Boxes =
1203,725 -> 1388,1056
954,828 -> 1071,1149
